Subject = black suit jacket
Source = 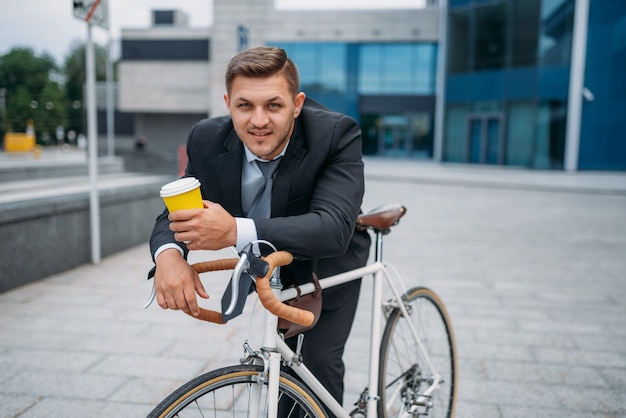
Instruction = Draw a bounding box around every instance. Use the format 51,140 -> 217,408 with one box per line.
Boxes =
150,98 -> 371,309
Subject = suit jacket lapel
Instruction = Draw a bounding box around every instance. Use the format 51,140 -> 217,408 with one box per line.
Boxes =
273,119 -> 307,216
218,130 -> 245,216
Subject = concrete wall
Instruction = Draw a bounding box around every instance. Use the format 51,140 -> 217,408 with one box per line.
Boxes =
117,26 -> 211,115
0,178 -> 168,293
118,61 -> 210,113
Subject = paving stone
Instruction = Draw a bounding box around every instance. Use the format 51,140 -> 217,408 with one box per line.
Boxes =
1,158 -> 625,417
0,370 -> 126,399
0,394 -> 39,418
0,348 -> 105,373
554,386 -> 626,416
15,398 -> 150,418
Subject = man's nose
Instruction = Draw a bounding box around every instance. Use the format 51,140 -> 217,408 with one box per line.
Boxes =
251,107 -> 269,127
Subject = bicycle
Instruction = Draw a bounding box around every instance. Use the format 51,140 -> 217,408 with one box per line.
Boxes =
144,203 -> 458,418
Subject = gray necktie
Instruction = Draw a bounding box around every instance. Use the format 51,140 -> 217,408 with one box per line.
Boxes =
247,157 -> 282,219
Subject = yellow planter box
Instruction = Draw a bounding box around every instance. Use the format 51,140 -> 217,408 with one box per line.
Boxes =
4,133 -> 36,152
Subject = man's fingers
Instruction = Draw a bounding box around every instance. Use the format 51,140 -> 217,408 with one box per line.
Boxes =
184,287 -> 200,316
157,294 -> 168,309
195,274 -> 210,299
168,208 -> 202,222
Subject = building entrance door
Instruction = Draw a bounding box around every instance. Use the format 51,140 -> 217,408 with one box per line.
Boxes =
360,113 -> 433,158
378,115 -> 410,157
467,114 -> 504,164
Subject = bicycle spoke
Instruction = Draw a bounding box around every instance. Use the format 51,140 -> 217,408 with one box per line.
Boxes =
148,365 -> 325,418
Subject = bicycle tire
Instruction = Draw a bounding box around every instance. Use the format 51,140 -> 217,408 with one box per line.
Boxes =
148,364 -> 327,418
378,287 -> 458,418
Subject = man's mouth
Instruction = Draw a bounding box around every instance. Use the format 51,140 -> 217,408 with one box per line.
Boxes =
250,131 -> 271,139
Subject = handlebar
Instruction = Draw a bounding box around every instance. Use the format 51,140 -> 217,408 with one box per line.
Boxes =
185,250 -> 315,327
149,204 -> 407,326
253,251 -> 315,327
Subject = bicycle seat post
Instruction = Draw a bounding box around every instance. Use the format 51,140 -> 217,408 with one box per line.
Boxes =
356,203 -> 406,264
374,231 -> 384,263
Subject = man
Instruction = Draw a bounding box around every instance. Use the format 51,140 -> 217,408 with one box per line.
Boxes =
149,46 -> 371,412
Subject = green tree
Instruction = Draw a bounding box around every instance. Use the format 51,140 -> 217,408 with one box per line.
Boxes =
0,47 -> 67,143
35,83 -> 67,144
64,40 -> 109,136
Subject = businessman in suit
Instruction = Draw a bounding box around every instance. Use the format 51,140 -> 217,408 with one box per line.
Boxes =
149,46 -> 370,413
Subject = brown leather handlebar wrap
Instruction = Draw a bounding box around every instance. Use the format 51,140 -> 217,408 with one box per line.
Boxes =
182,258 -> 239,324
185,252 -> 314,327
193,258 -> 239,274
255,251 -> 315,327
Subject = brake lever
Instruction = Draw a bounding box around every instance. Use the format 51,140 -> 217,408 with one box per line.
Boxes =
224,245 -> 251,316
223,243 -> 269,314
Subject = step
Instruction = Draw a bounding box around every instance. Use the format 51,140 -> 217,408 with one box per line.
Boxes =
0,149 -> 125,182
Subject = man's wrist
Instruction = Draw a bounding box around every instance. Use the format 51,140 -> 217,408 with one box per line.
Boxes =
154,243 -> 184,261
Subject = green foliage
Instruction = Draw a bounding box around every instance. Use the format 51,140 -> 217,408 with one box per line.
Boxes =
63,40 -> 109,135
0,42 -> 110,144
0,48 -> 65,143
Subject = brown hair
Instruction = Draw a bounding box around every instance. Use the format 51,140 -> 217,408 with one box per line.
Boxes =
225,46 -> 300,97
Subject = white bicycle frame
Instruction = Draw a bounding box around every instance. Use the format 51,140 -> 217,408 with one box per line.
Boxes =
249,231 -> 443,418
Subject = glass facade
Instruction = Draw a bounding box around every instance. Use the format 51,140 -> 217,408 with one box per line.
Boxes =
445,0 -> 573,169
278,43 -> 348,94
578,1 -> 626,170
358,43 -> 437,95
270,41 -> 438,157
268,2 -> 625,170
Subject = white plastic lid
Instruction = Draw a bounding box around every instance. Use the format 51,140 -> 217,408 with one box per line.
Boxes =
160,177 -> 201,197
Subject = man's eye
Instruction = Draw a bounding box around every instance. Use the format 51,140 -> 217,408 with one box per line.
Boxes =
268,103 -> 280,109
238,103 -> 251,108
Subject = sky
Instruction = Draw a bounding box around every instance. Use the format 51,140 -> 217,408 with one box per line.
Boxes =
0,0 -> 425,65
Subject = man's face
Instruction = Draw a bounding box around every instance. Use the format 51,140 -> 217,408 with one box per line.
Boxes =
224,73 -> 305,160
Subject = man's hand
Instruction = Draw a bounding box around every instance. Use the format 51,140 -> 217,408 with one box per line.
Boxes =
154,249 -> 209,316
168,201 -> 237,250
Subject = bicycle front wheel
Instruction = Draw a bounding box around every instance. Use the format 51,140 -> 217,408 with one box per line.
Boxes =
378,287 -> 457,418
148,364 -> 326,418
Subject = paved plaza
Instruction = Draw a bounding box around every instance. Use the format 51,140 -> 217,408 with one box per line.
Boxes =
1,157 -> 625,417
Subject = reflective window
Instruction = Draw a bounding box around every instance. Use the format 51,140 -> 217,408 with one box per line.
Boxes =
358,45 -> 382,93
361,112 -> 434,157
318,44 -> 346,93
271,42 -> 347,93
474,1 -> 507,70
274,42 -> 436,96
448,0 -> 559,73
511,0 -> 541,67
448,9 -> 470,73
539,0 -> 574,67
358,43 -> 437,95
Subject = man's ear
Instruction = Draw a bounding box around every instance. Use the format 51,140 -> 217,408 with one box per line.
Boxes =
223,93 -> 231,111
293,92 -> 306,118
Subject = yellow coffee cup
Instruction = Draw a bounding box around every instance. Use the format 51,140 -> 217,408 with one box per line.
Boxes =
160,177 -> 203,212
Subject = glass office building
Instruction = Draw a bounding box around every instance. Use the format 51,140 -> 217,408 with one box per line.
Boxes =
118,1 -> 624,172
272,42 -> 438,158
443,0 -> 626,170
